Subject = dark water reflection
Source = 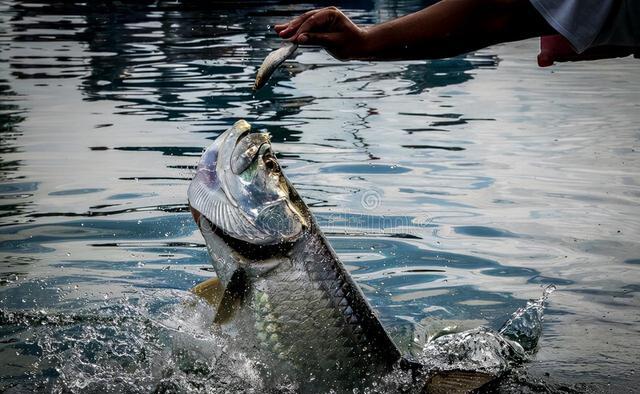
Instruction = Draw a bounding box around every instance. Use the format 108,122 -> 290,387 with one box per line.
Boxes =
1,0 -> 639,392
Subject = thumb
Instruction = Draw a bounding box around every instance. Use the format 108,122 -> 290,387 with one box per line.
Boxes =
537,51 -> 553,67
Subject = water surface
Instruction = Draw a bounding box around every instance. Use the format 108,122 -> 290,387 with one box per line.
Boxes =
1,1 -> 639,392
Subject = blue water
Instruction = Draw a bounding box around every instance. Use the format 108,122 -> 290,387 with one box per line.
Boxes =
1,1 -> 639,392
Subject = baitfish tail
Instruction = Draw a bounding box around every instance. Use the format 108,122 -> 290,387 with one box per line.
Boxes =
499,285 -> 557,351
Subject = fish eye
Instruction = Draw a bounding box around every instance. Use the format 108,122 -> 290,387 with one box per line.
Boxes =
263,155 -> 279,172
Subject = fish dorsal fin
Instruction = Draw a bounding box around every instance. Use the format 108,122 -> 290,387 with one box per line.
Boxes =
423,370 -> 496,394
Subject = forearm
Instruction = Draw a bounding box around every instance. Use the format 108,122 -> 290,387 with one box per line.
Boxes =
359,0 -> 554,60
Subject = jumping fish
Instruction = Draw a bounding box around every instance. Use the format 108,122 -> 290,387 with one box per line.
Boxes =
188,120 -> 553,392
253,42 -> 298,90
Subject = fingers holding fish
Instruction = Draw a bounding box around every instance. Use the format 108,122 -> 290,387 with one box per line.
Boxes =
276,7 -> 369,60
257,8 -> 370,90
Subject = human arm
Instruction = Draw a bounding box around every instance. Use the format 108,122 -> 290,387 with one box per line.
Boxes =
275,0 -> 555,61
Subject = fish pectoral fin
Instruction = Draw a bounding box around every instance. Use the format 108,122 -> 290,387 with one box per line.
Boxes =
189,271 -> 251,325
213,269 -> 250,325
423,370 -> 496,394
190,277 -> 226,307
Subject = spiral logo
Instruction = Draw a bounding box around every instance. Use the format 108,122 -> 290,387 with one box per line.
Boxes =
260,206 -> 288,234
360,190 -> 381,211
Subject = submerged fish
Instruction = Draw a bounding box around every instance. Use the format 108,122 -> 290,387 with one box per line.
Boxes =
254,42 -> 298,90
188,120 -> 553,392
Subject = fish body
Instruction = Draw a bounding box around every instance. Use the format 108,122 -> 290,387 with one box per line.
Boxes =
254,42 -> 298,90
188,120 -> 553,392
190,120 -> 401,390
195,213 -> 402,390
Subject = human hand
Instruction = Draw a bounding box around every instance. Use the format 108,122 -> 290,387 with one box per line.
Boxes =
274,7 -> 368,60
538,34 -> 637,67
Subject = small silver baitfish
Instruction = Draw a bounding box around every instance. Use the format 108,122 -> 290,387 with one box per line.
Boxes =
254,42 -> 298,90
188,120 -> 553,393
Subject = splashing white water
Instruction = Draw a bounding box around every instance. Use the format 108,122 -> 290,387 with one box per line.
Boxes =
414,286 -> 556,379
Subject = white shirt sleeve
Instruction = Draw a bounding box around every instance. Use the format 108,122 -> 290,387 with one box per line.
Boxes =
592,0 -> 640,49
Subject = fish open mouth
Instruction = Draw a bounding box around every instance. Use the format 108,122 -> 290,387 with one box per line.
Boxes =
188,120 -> 307,246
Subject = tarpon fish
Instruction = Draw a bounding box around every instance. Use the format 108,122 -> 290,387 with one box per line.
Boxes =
254,42 -> 298,90
188,120 -> 552,393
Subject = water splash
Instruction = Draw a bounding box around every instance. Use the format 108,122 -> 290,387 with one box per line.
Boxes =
414,286 -> 556,379
1,285 -> 560,393
1,291 -> 267,393
417,327 -> 525,377
499,285 -> 556,351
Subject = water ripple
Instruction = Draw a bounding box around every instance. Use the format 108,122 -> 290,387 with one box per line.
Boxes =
0,0 -> 638,392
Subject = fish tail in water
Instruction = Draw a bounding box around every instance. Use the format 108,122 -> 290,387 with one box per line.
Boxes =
253,42 -> 298,90
499,285 -> 557,351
